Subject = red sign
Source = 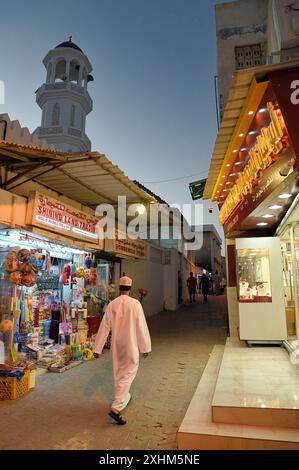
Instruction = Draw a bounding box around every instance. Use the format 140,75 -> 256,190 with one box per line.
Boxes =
270,66 -> 299,159
26,191 -> 101,244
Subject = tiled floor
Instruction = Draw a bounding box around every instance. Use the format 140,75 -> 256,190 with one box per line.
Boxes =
213,347 -> 299,410
0,294 -> 228,450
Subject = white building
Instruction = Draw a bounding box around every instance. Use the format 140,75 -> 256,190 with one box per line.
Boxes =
34,37 -> 93,152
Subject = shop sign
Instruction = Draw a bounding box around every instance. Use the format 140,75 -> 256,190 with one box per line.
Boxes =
270,66 -> 299,158
26,191 -> 100,244
105,230 -> 145,259
219,102 -> 288,225
223,151 -> 294,235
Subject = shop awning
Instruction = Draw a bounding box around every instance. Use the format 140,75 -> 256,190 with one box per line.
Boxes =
203,58 -> 299,201
0,141 -> 157,208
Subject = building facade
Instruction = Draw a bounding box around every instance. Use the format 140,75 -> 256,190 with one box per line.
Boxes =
192,225 -> 222,274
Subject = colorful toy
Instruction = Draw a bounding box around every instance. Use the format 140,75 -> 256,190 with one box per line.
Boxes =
75,267 -> 85,278
84,254 -> 92,269
60,265 -> 71,285
17,249 -> 31,262
21,273 -> 36,287
9,271 -> 22,285
4,251 -> 19,272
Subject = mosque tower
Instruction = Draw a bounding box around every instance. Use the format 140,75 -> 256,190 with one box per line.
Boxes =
34,37 -> 94,152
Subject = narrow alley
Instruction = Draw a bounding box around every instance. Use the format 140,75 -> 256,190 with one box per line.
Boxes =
0,295 -> 228,450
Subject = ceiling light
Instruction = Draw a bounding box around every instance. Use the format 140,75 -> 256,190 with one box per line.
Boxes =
248,111 -> 254,115
262,214 -> 274,219
222,175 -> 226,178
257,222 -> 268,226
235,161 -> 242,165
269,205 -> 282,210
278,193 -> 292,199
233,150 -> 238,153
259,108 -> 267,113
216,190 -> 220,193
241,147 -> 247,152
225,164 -> 231,167
138,204 -> 146,215
229,173 -> 235,177
219,183 -> 223,186
239,133 -> 244,137
249,130 -> 258,135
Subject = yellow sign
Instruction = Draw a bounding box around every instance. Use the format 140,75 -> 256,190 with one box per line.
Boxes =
219,102 -> 288,225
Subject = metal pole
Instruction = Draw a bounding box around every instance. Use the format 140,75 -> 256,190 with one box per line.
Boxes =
290,224 -> 299,338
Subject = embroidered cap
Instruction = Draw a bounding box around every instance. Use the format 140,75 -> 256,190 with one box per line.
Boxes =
119,276 -> 132,287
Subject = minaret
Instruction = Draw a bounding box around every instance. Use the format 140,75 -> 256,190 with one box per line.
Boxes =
34,37 -> 94,152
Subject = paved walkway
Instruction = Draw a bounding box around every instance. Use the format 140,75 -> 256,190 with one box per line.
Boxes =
0,295 -> 228,450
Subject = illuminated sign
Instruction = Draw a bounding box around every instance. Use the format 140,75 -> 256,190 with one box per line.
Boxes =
219,102 -> 288,225
26,191 -> 101,244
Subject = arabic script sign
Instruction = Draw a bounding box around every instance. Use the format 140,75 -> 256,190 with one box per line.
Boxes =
26,191 -> 100,244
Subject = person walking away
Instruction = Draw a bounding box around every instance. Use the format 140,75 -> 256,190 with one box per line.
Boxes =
93,276 -> 151,425
199,272 -> 210,303
187,272 -> 197,303
178,271 -> 183,304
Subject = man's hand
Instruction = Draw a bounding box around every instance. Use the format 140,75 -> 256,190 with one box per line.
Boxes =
143,353 -> 149,358
93,352 -> 100,359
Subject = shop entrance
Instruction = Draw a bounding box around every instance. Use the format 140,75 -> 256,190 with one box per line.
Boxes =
280,224 -> 299,339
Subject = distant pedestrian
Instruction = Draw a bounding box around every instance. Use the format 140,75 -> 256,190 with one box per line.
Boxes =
214,270 -> 221,296
178,271 -> 183,304
187,272 -> 197,303
199,272 -> 210,303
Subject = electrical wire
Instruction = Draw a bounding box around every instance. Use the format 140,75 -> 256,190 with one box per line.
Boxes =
141,170 -> 208,184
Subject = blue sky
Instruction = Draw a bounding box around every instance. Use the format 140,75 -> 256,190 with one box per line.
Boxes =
0,0 -> 232,243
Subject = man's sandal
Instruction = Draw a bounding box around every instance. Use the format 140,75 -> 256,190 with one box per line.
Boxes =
108,410 -> 127,425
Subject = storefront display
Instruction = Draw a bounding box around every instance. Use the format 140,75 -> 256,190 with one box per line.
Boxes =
237,248 -> 272,302
0,229 -> 106,392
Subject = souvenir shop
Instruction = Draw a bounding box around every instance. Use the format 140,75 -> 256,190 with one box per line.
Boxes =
0,190 -> 114,397
205,63 -> 299,344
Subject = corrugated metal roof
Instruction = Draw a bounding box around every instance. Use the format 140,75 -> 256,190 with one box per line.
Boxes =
0,143 -> 158,208
203,59 -> 299,200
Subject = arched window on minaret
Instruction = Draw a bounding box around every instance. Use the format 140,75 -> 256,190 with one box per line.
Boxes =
46,62 -> 52,84
70,104 -> 75,127
52,103 -> 60,126
55,59 -> 67,82
69,60 -> 80,84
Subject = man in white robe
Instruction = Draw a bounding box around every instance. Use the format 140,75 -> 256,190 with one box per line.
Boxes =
93,276 -> 151,425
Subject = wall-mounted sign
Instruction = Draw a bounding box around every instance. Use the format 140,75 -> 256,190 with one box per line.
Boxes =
26,191 -> 100,244
105,230 -> 145,259
219,102 -> 289,225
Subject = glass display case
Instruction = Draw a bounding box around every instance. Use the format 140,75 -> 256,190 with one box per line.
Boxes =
237,248 -> 272,303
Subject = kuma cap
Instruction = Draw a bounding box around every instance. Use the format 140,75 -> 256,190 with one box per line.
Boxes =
119,276 -> 132,287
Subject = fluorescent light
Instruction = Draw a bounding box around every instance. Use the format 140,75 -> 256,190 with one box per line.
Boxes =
235,161 -> 242,165
269,205 -> 282,210
257,222 -> 268,226
229,173 -> 235,177
248,111 -> 254,115
225,164 -> 231,167
226,182 -> 231,185
249,130 -> 258,135
216,190 -> 220,193
233,150 -> 238,153
222,175 -> 226,178
241,147 -> 247,152
259,108 -> 267,113
219,183 -> 223,186
239,133 -> 244,137
262,214 -> 274,219
72,227 -> 98,239
278,193 -> 292,199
